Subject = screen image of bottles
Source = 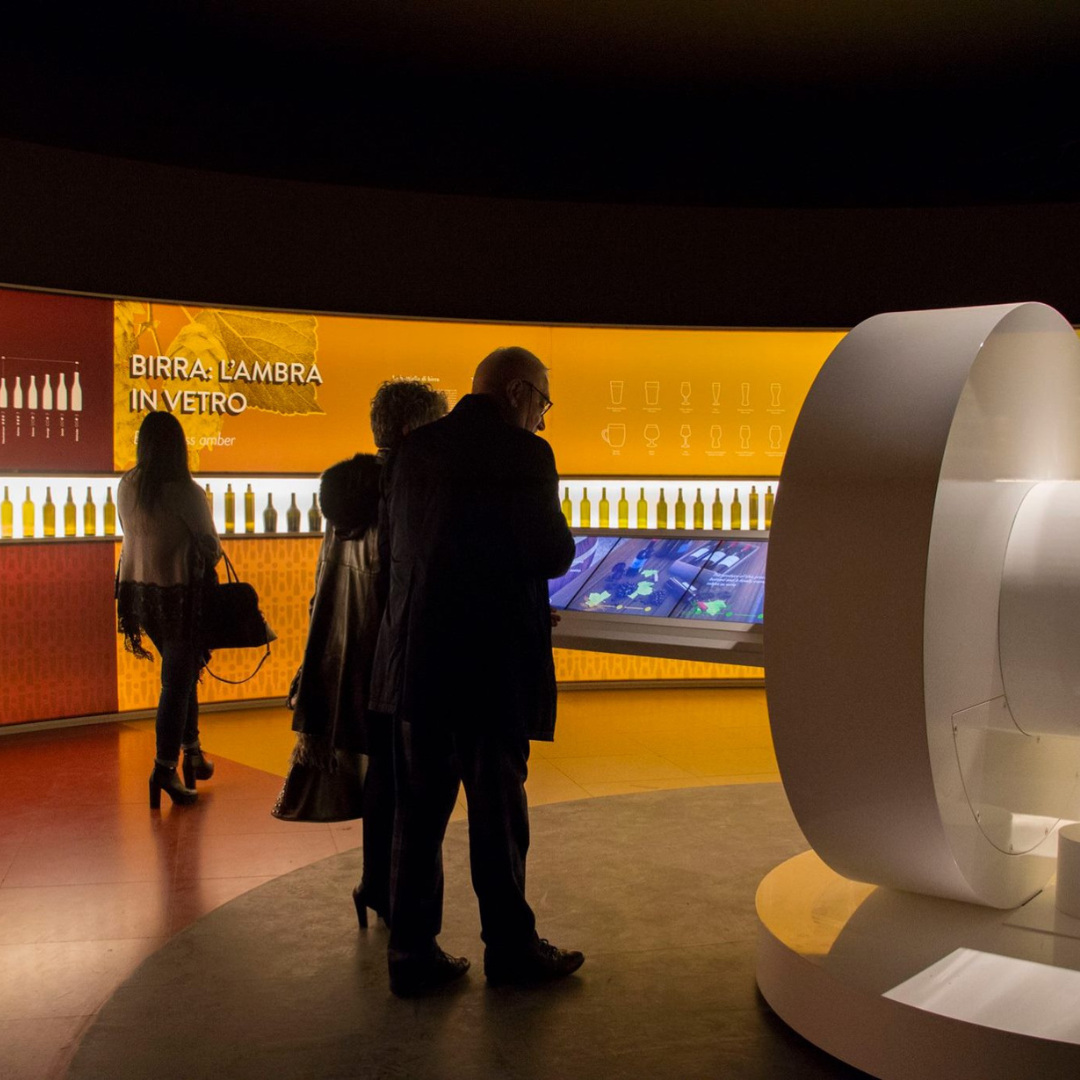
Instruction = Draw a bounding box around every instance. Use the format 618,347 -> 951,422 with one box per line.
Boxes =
0,366 -> 84,444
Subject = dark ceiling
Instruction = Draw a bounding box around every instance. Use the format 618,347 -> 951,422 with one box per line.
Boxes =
3,1 -> 1080,208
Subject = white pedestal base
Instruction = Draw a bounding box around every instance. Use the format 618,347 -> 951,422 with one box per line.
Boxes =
756,852 -> 1080,1079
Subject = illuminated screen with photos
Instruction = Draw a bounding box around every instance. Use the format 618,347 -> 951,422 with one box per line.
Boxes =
549,535 -> 767,625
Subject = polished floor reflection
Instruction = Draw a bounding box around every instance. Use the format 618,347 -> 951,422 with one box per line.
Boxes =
0,687 -> 778,1079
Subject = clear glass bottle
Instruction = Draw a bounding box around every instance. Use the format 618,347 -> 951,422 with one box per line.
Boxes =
561,487 -> 573,525
693,487 -> 705,529
244,484 -> 255,534
598,486 -> 610,529
765,485 -> 775,529
64,487 -> 76,537
22,486 -> 34,538
636,486 -> 649,528
749,485 -> 759,529
711,487 -> 723,530
43,487 -> 55,537
730,488 -> 742,530
263,493 -> 278,534
656,487 -> 669,529
579,487 -> 591,529
83,487 -> 96,537
1,486 -> 13,539
617,486 -> 629,529
674,487 -> 686,530
286,494 -> 301,533
308,493 -> 322,532
224,483 -> 235,534
104,487 -> 116,536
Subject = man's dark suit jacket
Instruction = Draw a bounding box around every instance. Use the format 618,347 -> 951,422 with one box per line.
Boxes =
369,393 -> 576,741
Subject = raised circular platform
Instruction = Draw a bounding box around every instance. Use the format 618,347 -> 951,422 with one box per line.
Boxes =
757,852 -> 1080,1079
68,785 -> 866,1079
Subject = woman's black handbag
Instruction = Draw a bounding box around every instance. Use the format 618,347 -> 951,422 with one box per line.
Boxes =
202,550 -> 277,683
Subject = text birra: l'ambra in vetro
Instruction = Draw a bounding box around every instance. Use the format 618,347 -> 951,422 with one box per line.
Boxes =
128,355 -> 324,385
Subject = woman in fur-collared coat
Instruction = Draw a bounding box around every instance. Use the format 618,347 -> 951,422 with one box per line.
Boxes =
273,379 -> 447,928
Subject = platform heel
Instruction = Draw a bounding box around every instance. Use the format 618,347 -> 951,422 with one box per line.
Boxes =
149,764 -> 198,809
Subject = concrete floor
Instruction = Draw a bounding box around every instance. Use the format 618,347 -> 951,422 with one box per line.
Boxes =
68,784 -> 866,1079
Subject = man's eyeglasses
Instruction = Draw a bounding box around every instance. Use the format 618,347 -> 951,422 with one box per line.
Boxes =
522,381 -> 554,417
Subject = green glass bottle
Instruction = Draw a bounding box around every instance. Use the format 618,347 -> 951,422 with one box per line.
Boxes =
21,486 -> 34,538
561,487 -> 573,525
224,483 -> 236,534
730,488 -> 742,530
749,485 -> 759,530
711,487 -> 723,530
308,493 -> 323,532
674,487 -> 686,530
244,484 -> 255,534
765,485 -> 775,529
656,487 -> 669,529
579,487 -> 591,529
103,487 -> 116,536
83,487 -> 96,537
263,493 -> 278,534
693,487 -> 705,529
286,494 -> 301,533
0,486 -> 12,539
598,486 -> 610,528
617,486 -> 629,529
636,486 -> 649,528
42,487 -> 55,537
64,487 -> 76,537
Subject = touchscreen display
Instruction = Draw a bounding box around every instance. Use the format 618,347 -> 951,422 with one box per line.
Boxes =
669,539 -> 767,624
565,537 -> 717,617
548,535 -> 620,609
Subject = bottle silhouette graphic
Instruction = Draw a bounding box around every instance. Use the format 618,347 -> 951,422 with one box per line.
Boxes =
711,488 -> 724,529
244,484 -> 255,534
64,488 -> 76,536
657,488 -> 669,529
43,487 -> 55,537
83,487 -> 96,537
27,376 -> 38,410
57,373 -> 68,411
598,487 -> 610,529
674,488 -> 686,530
636,487 -> 649,528
13,377 -> 23,409
22,487 -> 34,537
749,485 -> 760,529
730,488 -> 742,530
308,494 -> 322,532
263,494 -> 278,534
765,485 -> 775,529
579,488 -> 591,529
71,371 -> 83,412
1,487 -> 12,538
561,487 -> 573,525
224,483 -> 235,534
617,487 -> 629,529
0,377 -> 7,409
287,494 -> 301,533
42,374 -> 53,410
693,488 -> 705,529
104,487 -> 116,536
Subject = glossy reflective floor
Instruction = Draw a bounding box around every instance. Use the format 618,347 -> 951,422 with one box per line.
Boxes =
0,687 -> 781,1079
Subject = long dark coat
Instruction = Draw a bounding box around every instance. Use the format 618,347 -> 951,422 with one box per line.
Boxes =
369,394 -> 575,740
274,454 -> 385,821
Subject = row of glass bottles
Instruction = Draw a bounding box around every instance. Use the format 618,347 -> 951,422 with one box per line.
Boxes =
0,372 -> 83,411
560,484 -> 774,531
1,485 -> 114,538
206,484 -> 322,535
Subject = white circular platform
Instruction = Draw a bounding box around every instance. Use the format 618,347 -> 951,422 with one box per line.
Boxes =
756,851 -> 1080,1079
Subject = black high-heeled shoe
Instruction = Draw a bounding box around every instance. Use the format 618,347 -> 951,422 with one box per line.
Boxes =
352,885 -> 390,930
182,748 -> 215,789
149,764 -> 198,809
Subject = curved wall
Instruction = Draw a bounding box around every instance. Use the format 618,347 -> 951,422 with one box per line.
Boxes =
2,137 -> 1080,328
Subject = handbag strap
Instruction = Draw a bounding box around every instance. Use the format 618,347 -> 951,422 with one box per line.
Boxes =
204,640 -> 272,685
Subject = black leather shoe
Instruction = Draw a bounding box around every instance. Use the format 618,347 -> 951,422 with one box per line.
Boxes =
182,748 -> 214,788
389,948 -> 470,998
149,764 -> 197,809
484,937 -> 585,986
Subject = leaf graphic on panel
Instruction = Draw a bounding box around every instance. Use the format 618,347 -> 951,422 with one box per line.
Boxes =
113,300 -> 150,471
192,309 -> 323,415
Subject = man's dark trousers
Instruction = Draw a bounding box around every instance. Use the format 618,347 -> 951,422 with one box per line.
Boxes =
388,719 -> 537,957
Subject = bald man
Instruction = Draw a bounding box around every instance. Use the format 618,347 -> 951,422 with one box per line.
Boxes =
370,346 -> 583,997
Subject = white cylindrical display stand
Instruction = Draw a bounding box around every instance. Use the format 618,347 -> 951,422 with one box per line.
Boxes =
1056,823 -> 1080,918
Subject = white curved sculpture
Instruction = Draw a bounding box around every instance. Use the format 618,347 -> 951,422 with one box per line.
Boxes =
765,302 -> 1080,909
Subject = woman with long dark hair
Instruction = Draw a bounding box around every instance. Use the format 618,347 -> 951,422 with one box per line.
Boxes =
116,411 -> 221,808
